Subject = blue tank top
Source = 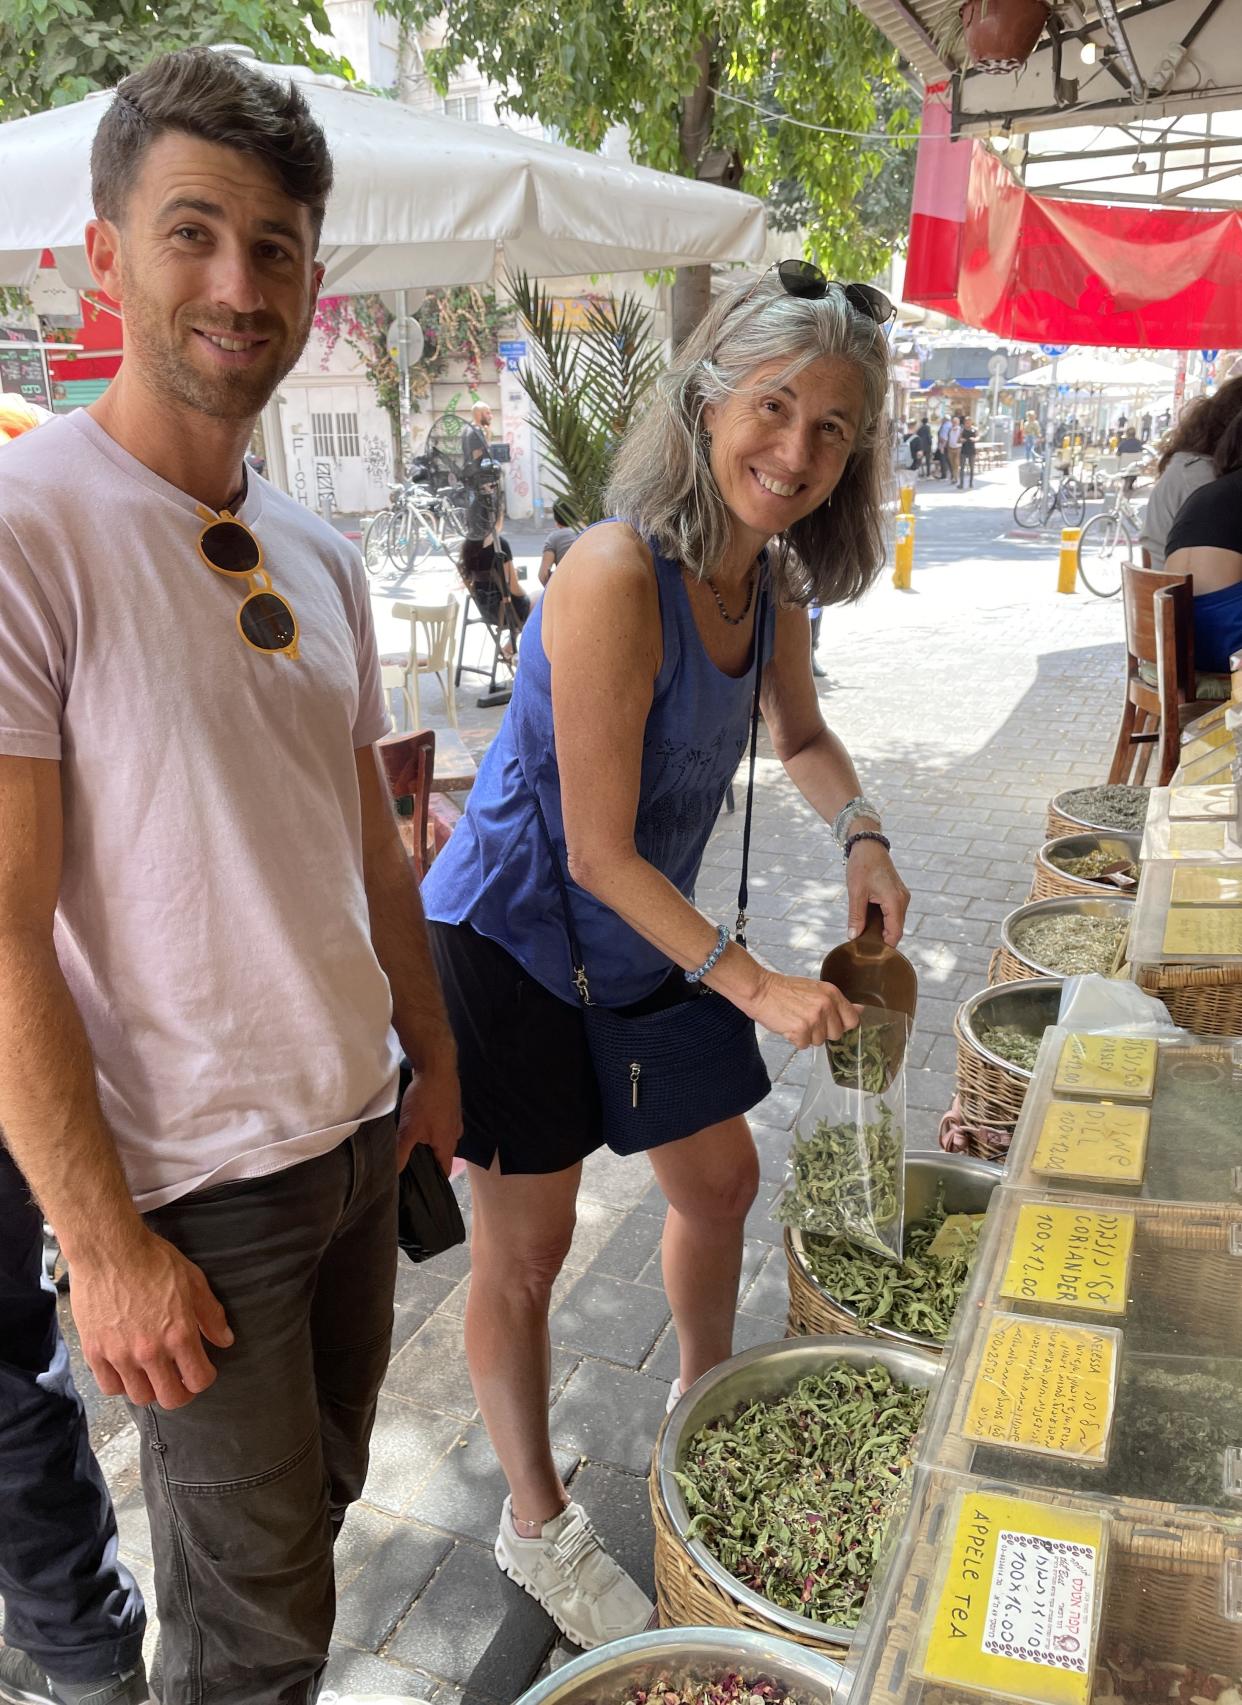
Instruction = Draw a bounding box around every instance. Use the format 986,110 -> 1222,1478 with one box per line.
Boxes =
422,537 -> 775,1007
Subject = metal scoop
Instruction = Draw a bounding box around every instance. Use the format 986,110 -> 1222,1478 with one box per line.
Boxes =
820,904 -> 919,1022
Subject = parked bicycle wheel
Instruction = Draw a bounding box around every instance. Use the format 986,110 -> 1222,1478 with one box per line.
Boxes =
363,510 -> 393,579
1013,485 -> 1051,530
1077,511 -> 1136,598
1060,478 -> 1086,528
385,505 -> 418,571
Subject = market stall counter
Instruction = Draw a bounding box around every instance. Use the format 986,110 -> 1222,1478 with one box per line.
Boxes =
842,1463 -> 1242,1705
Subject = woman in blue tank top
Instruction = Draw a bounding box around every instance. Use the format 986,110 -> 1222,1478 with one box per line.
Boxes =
420,266 -> 910,1645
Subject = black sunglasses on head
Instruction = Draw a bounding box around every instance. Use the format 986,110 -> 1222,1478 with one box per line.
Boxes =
773,259 -> 894,325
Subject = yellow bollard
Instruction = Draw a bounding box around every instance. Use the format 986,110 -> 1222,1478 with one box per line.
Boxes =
1058,527 -> 1081,594
898,483 -> 915,515
893,513 -> 915,589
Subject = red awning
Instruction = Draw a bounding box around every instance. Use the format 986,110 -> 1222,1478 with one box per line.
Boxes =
906,88 -> 1242,350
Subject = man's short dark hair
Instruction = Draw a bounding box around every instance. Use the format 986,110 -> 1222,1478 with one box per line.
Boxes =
91,48 -> 334,246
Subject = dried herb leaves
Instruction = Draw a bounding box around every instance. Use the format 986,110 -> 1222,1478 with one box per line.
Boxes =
674,1365 -> 927,1628
1012,913 -> 1130,976
776,1107 -> 902,1256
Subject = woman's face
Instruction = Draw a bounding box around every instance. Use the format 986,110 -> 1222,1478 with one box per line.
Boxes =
702,354 -> 866,541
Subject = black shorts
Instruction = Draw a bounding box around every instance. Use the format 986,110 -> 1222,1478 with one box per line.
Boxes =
426,919 -> 699,1174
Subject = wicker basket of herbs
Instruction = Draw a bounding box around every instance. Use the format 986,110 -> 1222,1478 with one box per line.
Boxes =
1046,782 -> 1151,840
650,1337 -> 940,1654
1030,832 -> 1141,901
866,1472 -> 1242,1705
991,894 -> 1134,984
784,1154 -> 999,1348
952,977 -> 1061,1159
1133,961 -> 1242,1036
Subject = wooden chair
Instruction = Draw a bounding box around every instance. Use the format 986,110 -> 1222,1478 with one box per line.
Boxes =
380,662 -> 416,734
388,601 -> 461,729
378,729 -> 436,877
1108,564 -> 1230,786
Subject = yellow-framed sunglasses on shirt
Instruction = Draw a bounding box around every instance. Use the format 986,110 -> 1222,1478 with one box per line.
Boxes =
195,506 -> 300,659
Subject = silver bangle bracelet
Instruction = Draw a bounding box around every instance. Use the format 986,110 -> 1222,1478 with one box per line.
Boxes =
685,923 -> 730,984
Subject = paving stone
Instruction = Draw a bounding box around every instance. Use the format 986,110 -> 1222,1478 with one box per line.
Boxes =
739,1246 -> 792,1323
548,1359 -> 670,1474
591,1204 -> 666,1281
361,1396 -> 464,1516
385,1313 -> 478,1420
549,1272 -> 671,1367
333,1517 -> 453,1650
334,1498 -> 403,1592
566,1460 -> 658,1601
565,1197 -> 630,1272
405,1417 -> 580,1544
323,1645 -> 457,1700
732,1309 -> 789,1353
579,1147 -> 661,1210
387,1538 -> 557,1695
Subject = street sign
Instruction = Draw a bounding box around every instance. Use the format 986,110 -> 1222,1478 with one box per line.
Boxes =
1040,343 -> 1069,357
386,315 -> 425,366
988,353 -> 1009,378
499,338 -> 527,373
1202,349 -> 1220,362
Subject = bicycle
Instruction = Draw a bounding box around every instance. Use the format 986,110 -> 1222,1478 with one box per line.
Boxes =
1076,476 -> 1145,598
1012,462 -> 1086,531
363,479 -> 469,579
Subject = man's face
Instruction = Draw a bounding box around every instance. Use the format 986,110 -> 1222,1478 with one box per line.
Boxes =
476,406 -> 492,431
90,133 -> 323,422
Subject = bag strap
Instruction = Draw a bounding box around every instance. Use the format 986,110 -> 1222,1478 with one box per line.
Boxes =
533,572 -> 769,1006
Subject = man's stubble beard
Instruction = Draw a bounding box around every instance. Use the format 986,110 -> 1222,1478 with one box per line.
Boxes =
123,285 -> 315,424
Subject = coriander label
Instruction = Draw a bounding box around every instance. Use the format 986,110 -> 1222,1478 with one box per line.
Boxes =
999,1205 -> 1135,1315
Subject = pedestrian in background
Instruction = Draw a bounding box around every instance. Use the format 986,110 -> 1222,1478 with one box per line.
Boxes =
538,499 -> 581,586
946,414 -> 962,485
959,418 -> 976,489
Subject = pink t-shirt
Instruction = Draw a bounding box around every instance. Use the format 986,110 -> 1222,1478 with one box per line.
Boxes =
0,411 -> 400,1208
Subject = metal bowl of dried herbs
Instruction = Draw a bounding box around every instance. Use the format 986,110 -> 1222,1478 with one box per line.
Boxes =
654,1337 -> 940,1649
957,978 -> 1062,1078
512,1626 -> 843,1705
1036,832 -> 1141,896
1001,895 -> 1135,979
786,1154 -> 1000,1350
1051,783 -> 1151,835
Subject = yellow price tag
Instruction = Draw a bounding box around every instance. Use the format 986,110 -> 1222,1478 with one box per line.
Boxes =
1168,821 -> 1228,855
916,1489 -> 1105,1705
1053,1033 -> 1156,1099
962,1317 -> 1119,1461
1171,866 -> 1242,906
1032,1100 -> 1149,1184
1163,907 -> 1242,957
999,1204 -> 1135,1315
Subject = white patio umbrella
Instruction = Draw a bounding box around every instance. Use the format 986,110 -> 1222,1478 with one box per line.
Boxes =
0,56 -> 766,291
1009,353 -> 1176,389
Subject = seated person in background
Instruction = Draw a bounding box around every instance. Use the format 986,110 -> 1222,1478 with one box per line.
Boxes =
538,500 -> 581,587
1143,375 -> 1242,571
1164,410 -> 1242,674
1117,427 -> 1145,456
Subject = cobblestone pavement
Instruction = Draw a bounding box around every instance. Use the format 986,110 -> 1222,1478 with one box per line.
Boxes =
69,463 -> 1128,1701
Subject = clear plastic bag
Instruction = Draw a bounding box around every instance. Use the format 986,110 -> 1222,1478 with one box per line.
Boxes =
776,1007 -> 910,1262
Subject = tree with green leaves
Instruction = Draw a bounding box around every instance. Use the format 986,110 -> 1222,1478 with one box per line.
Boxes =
0,0 -> 352,117
407,0 -> 915,345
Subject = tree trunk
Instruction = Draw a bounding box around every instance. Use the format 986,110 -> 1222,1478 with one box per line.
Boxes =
671,35 -> 716,355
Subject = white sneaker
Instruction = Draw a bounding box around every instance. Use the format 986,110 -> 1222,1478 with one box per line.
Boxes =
494,1496 -> 653,1649
666,1378 -> 682,1414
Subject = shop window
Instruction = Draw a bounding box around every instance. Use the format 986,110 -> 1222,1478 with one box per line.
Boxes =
311,411 -> 336,459
335,412 -> 361,459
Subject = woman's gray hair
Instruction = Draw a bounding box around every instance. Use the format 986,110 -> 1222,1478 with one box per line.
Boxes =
605,273 -> 892,606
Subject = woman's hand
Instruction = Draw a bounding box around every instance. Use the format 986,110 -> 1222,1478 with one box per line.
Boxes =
845,841 -> 911,946
742,970 -> 861,1050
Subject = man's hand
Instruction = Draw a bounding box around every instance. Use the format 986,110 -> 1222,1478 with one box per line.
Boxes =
396,1062 -> 463,1175
69,1226 -> 233,1410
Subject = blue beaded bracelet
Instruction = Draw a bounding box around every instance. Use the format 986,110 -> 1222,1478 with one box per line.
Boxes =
686,923 -> 730,984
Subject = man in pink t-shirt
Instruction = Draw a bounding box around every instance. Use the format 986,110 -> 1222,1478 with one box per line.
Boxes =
0,49 -> 458,1705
